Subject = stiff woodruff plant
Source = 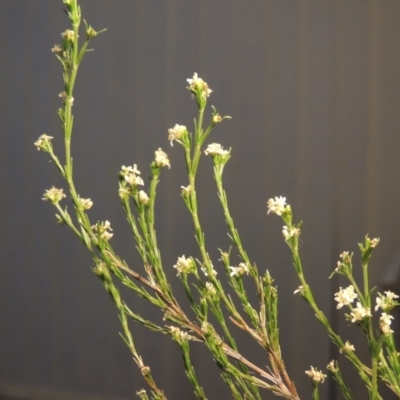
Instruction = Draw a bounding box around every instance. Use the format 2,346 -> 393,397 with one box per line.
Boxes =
35,1 -> 400,399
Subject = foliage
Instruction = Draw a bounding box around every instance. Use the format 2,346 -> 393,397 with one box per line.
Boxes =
35,1 -> 400,399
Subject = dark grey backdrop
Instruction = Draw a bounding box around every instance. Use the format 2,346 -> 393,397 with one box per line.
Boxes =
1,1 -> 400,399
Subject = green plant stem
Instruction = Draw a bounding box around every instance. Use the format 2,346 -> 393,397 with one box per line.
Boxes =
121,198 -> 148,261
361,259 -> 379,400
182,106 -> 300,399
213,165 -> 299,397
289,243 -> 372,387
311,385 -> 319,400
179,342 -> 207,400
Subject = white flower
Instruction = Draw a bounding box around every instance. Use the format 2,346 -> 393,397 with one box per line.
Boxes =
173,256 -> 195,276
169,326 -> 189,343
42,187 -> 66,204
92,220 -> 113,241
327,360 -> 338,372
138,190 -> 149,205
78,196 -> 93,210
125,173 -> 144,186
181,185 -> 191,196
335,252 -> 352,273
282,225 -> 300,240
121,164 -> 141,176
340,341 -> 355,354
205,282 -> 217,297
334,285 -> 358,309
118,187 -> 130,200
204,143 -> 229,157
294,286 -> 304,295
154,148 -> 170,169
86,26 -> 98,38
61,29 -> 75,41
51,44 -> 63,54
213,113 -> 222,124
305,367 -> 327,383
101,232 -> 113,241
201,321 -> 212,335
385,291 -> 398,301
375,291 -> 399,312
187,72 -> 212,97
380,313 -> 394,335
121,164 -> 144,187
101,221 -> 113,241
34,134 -> 54,151
350,302 -> 372,322
267,196 -> 287,216
168,124 -> 186,146
228,262 -> 250,278
370,237 -> 380,248
340,251 -> 350,260
335,261 -> 344,273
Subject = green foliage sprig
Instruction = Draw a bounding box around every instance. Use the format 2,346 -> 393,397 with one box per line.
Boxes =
35,1 -> 400,399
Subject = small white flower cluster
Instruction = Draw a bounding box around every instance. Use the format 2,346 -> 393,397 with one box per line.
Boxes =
267,196 -> 287,216
173,255 -> 195,276
350,302 -> 372,323
154,148 -> 170,169
138,190 -> 149,205
42,187 -> 66,204
204,143 -> 230,157
118,187 -> 130,200
212,113 -> 222,124
77,196 -> 93,210
205,282 -> 217,298
334,285 -> 358,309
61,29 -> 75,42
334,287 -> 397,332
187,73 -> 212,98
86,26 -> 98,39
181,185 -> 191,197
93,261 -> 107,276
51,44 -> 63,55
282,225 -> 300,240
335,251 -> 352,273
120,164 -> 144,187
380,313 -> 394,335
92,220 -> 113,241
201,321 -> 212,335
168,124 -> 187,147
169,326 -> 189,343
340,341 -> 355,354
34,134 -> 54,152
369,237 -> 380,248
229,262 -> 250,278
305,367 -> 327,383
375,291 -> 399,312
327,360 -> 339,373
334,285 -> 371,323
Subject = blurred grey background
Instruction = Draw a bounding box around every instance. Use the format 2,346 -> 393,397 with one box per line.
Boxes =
1,1 -> 400,399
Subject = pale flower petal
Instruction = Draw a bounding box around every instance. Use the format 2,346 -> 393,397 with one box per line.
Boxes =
334,285 -> 358,309
267,196 -> 287,216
